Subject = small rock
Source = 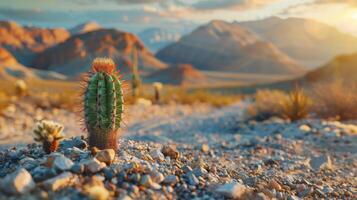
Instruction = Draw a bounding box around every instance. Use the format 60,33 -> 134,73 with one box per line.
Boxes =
268,180 -> 282,191
0,168 -> 35,195
299,125 -> 311,132
95,149 -> 115,165
86,185 -> 110,200
186,173 -> 199,186
84,158 -> 107,173
19,157 -> 38,170
193,166 -> 208,177
70,163 -> 85,174
163,175 -> 179,185
103,167 -> 115,180
255,192 -> 269,200
60,137 -> 88,149
150,171 -> 164,183
42,172 -> 78,191
215,182 -> 247,199
310,155 -> 333,171
118,195 -> 133,200
140,175 -> 153,188
32,166 -> 57,182
162,145 -> 179,160
201,144 -> 210,153
150,149 -> 165,162
52,154 -> 74,171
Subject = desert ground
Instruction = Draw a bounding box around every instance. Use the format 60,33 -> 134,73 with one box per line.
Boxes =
0,98 -> 356,199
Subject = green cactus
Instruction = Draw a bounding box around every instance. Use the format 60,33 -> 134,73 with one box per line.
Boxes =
131,47 -> 141,98
83,58 -> 124,150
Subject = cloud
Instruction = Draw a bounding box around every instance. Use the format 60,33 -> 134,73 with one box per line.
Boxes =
314,0 -> 357,6
192,0 -> 281,10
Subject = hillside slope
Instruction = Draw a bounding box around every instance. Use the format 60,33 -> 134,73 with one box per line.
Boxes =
157,20 -> 305,75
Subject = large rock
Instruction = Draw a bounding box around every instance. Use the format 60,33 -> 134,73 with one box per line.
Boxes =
95,149 -> 115,165
42,172 -> 78,191
83,158 -> 107,173
0,168 -> 35,195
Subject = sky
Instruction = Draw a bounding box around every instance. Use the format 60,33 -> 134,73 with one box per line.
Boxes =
1,0 -> 357,35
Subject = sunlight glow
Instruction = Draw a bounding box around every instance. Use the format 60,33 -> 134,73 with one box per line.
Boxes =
351,12 -> 357,20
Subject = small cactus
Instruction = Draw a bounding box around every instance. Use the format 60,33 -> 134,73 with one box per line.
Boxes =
153,82 -> 163,104
83,58 -> 124,150
15,79 -> 27,97
33,120 -> 64,154
131,47 -> 141,98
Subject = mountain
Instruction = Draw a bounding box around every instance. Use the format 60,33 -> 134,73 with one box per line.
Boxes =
0,47 -> 66,80
304,52 -> 357,83
238,17 -> 357,68
0,21 -> 70,65
156,20 -> 305,75
70,21 -> 101,35
138,28 -> 181,53
32,29 -> 167,77
147,64 -> 206,85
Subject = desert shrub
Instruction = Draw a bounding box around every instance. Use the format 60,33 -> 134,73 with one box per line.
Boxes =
248,89 -> 288,120
311,81 -> 357,120
282,87 -> 310,121
249,88 -> 310,121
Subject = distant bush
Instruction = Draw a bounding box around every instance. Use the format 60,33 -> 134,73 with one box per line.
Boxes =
311,81 -> 357,120
248,88 -> 310,121
282,87 -> 310,121
247,89 -> 288,120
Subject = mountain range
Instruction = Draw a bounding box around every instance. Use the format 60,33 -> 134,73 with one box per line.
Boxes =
238,17 -> 357,68
1,18 -> 356,86
157,20 -> 306,75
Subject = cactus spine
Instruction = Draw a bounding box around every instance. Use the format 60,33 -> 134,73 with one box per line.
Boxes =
131,47 -> 141,98
84,58 -> 124,150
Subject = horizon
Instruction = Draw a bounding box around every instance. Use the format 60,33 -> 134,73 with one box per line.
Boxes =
1,0 -> 357,36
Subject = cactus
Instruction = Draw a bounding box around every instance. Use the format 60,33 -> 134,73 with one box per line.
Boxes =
131,47 -> 141,98
33,120 -> 64,154
15,79 -> 27,97
153,82 -> 163,104
83,58 -> 124,150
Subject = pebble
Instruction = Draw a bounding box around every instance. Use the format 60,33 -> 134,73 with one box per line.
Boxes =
52,154 -> 74,171
310,155 -> 333,171
70,163 -> 85,174
163,175 -> 179,185
201,144 -> 210,153
299,125 -> 311,132
215,182 -> 247,199
85,185 -> 110,200
193,166 -> 208,177
186,173 -> 200,186
84,158 -> 107,173
95,149 -> 115,165
268,180 -> 282,191
140,175 -> 153,187
162,145 -> 179,160
150,171 -> 165,183
42,172 -> 78,191
150,149 -> 165,162
0,168 -> 35,195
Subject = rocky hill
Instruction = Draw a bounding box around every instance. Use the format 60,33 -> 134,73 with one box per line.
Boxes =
157,20 -> 305,75
0,21 -> 70,65
32,29 -> 167,77
147,64 -> 206,85
238,17 -> 357,68
0,47 -> 66,80
304,52 -> 357,83
69,21 -> 101,35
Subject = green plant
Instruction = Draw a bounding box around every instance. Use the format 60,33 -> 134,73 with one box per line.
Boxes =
282,87 -> 310,121
83,58 -> 124,150
131,47 -> 141,98
33,120 -> 64,154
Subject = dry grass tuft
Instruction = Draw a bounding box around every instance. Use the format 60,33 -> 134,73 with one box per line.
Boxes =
311,81 -> 357,120
282,87 -> 310,121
